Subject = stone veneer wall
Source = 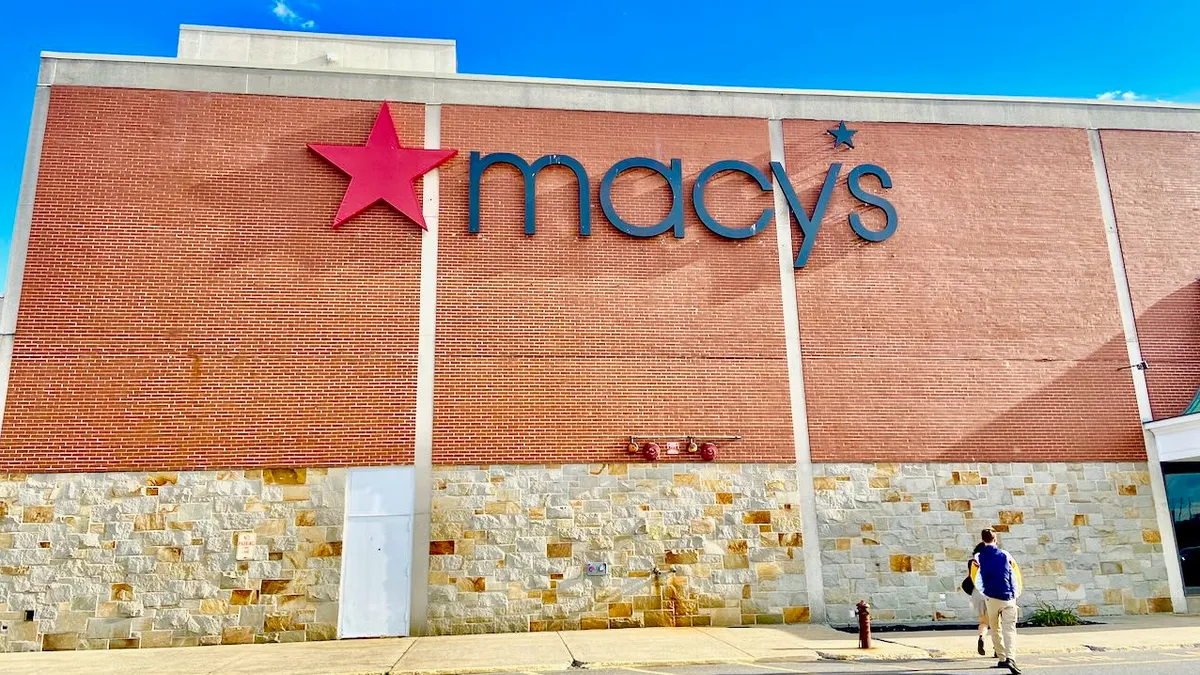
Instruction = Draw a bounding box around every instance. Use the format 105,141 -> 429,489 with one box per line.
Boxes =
0,469 -> 344,652
813,462 -> 1174,623
428,463 -> 809,635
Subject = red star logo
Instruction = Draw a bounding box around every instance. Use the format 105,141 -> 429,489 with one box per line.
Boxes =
308,102 -> 457,230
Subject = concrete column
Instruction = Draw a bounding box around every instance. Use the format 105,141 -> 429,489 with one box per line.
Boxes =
408,102 -> 442,635
0,83 -> 51,438
768,118 -> 826,623
1088,128 -> 1188,613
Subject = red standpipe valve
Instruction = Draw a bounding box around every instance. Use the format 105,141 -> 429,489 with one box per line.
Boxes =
856,600 -> 871,649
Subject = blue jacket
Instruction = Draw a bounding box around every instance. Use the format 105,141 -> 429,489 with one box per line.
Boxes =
974,544 -> 1023,601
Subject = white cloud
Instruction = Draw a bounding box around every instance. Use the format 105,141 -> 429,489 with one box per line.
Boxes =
272,1 -> 317,30
1097,90 -> 1146,101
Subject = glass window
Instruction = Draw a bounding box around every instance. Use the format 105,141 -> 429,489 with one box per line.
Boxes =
1164,462 -> 1200,594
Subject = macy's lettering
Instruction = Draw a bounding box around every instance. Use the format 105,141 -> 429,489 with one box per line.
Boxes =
467,152 -> 897,268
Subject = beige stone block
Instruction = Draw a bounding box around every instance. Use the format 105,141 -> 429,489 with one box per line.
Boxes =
835,538 -> 851,551
294,511 -> 316,526
200,598 -> 229,615
261,579 -> 292,595
306,622 -> 337,641
813,477 -> 838,491
146,473 -> 178,487
1143,530 -> 1162,543
634,595 -> 662,611
911,555 -> 935,573
231,589 -> 259,605
869,477 -> 890,489
581,617 -> 609,630
263,469 -> 306,485
456,577 -> 486,592
547,542 -> 572,558
282,486 -> 311,502
223,626 -> 255,644
42,633 -> 82,651
311,542 -> 342,557
485,501 -> 520,515
0,565 -> 30,575
1074,514 -> 1088,526
255,519 -> 287,536
140,630 -> 174,649
264,614 -> 303,632
890,555 -> 912,572
742,511 -> 771,525
952,471 -> 982,485
134,513 -> 164,531
947,500 -> 971,512
1118,485 -> 1138,496
156,546 -> 182,562
724,554 -> 749,570
23,506 -> 53,523
999,511 -> 1024,525
608,602 -> 632,618
54,611 -> 92,633
110,638 -> 140,649
1148,598 -> 1174,613
665,550 -> 698,564
778,533 -> 802,547
755,562 -> 782,580
784,606 -> 811,623
1104,589 -> 1127,604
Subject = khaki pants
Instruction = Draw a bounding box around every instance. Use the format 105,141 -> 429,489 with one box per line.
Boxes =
985,596 -> 1019,661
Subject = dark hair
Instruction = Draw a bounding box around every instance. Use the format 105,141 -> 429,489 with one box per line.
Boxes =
972,542 -> 985,555
981,529 -> 995,543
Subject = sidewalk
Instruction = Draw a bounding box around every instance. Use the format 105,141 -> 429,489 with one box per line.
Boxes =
0,615 -> 1197,675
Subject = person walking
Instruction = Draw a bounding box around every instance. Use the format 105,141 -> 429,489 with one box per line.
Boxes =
966,542 -> 990,656
976,528 -> 1024,674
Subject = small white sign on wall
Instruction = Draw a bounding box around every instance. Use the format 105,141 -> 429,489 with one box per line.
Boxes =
236,532 -> 257,561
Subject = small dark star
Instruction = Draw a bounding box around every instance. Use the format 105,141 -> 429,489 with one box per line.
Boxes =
828,121 -> 857,149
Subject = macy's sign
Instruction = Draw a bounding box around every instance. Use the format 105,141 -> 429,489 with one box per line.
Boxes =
310,103 -> 897,268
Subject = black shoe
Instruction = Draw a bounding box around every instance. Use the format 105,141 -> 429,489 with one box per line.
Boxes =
978,637 -> 986,655
1007,660 -> 1021,675
994,659 -> 1009,668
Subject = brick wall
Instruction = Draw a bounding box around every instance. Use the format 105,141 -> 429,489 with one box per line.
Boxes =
434,106 -> 793,464
784,121 -> 1144,463
1099,130 -> 1200,420
0,86 -> 1162,471
1,88 -> 424,470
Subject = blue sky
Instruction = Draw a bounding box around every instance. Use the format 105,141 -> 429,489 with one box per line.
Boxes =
2,0 -> 1199,286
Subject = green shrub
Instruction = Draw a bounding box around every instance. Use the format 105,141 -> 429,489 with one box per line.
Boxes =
1027,601 -> 1081,627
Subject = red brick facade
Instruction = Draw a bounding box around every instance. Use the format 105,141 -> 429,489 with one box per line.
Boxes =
435,106 -> 790,464
1099,130 -> 1200,420
1,88 -> 424,470
0,85 -> 1185,471
784,121 -> 1144,462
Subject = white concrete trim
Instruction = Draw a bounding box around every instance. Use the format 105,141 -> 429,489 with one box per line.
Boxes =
0,84 -> 51,439
1089,130 -> 1153,422
178,24 -> 457,47
1088,128 -> 1189,613
769,118 -> 825,623
408,103 -> 441,636
37,53 -> 1200,132
1146,411 -> 1200,433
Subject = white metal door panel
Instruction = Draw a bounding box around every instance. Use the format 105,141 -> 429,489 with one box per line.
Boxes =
339,467 -> 415,638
